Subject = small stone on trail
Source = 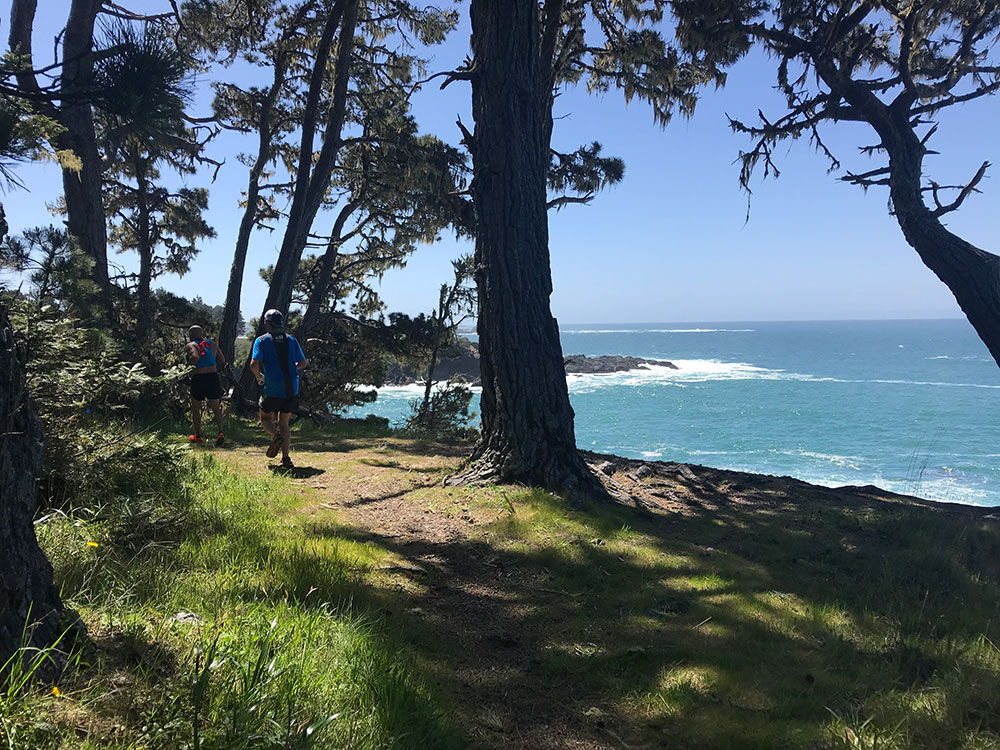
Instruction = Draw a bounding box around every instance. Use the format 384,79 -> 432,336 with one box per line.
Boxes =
591,538 -> 606,546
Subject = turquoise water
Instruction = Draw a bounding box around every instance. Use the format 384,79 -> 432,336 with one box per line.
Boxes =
346,320 -> 1000,506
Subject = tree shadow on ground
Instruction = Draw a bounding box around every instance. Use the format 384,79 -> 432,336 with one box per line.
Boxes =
267,464 -> 324,479
301,456 -> 1000,750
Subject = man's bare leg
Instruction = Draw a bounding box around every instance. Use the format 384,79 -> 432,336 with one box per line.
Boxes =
191,399 -> 203,438
208,399 -> 225,445
278,412 -> 292,461
261,409 -> 283,458
260,409 -> 277,438
208,399 -> 224,433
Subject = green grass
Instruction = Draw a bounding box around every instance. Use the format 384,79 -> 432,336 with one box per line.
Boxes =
2,447 -> 461,749
451,486 -> 1000,748
5,419 -> 1000,749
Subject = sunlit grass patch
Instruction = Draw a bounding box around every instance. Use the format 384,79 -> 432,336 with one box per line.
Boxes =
10,450 -> 460,750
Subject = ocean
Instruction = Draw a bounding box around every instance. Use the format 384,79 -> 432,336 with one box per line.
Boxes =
344,320 -> 1000,507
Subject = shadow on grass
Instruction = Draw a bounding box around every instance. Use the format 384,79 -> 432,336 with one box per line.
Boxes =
302,472 -> 1000,749
38,455 -> 463,750
267,464 -> 325,479
47,431 -> 1000,749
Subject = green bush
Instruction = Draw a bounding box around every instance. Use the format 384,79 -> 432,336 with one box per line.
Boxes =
403,380 -> 478,440
5,296 -> 188,512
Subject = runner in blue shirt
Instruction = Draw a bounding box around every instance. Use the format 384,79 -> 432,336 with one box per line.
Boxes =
249,309 -> 308,468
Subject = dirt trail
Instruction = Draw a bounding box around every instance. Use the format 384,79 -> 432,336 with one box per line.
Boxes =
226,437 -> 644,749
224,435 -> 995,750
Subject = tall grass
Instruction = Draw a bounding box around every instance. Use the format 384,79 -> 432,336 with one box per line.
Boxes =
3,448 -> 460,749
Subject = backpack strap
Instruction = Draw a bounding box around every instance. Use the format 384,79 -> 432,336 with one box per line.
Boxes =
270,333 -> 294,397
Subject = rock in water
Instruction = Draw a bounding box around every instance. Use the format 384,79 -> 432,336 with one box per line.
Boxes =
386,336 -> 676,385
562,354 -> 677,374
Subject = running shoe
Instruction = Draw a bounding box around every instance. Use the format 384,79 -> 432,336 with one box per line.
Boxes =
215,432 -> 225,447
265,433 -> 283,458
188,434 -> 203,444
280,456 -> 295,469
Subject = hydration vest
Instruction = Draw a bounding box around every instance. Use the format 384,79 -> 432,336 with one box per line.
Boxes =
194,339 -> 217,369
264,332 -> 295,397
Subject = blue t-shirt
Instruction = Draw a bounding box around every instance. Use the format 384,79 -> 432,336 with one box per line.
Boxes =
252,332 -> 305,398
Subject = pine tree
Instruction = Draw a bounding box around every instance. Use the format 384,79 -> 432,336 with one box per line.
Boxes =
671,0 -> 1000,366
448,0 -> 725,500
96,23 -> 216,348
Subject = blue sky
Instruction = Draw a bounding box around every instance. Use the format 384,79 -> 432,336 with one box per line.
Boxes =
3,3 -> 998,324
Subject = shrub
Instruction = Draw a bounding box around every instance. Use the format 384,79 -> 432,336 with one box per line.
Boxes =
403,380 -> 478,440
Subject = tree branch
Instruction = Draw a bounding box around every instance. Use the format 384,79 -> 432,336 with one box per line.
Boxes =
546,193 -> 594,210
930,161 -> 989,218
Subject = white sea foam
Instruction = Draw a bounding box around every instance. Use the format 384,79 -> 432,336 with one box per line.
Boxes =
374,383 -> 483,398
782,449 -> 865,471
563,328 -> 755,334
562,357 -> 1000,391
640,450 -> 663,458
864,378 -> 1000,389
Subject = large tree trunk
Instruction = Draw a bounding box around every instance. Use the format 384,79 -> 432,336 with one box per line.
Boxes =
218,194 -> 256,364
298,200 -> 358,338
134,158 -> 155,346
9,0 -> 116,326
0,304 -> 63,660
218,44 -> 298,365
885,132 -> 1000,368
239,0 -> 358,395
446,0 -> 604,502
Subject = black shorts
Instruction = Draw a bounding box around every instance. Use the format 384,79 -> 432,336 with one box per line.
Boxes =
260,394 -> 299,414
191,372 -> 223,401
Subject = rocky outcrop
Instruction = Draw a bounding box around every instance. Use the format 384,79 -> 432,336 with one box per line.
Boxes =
385,337 -> 676,386
563,354 -> 676,374
385,337 -> 481,385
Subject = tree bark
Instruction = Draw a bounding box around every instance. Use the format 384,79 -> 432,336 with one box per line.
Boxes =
885,131 -> 1000,367
260,0 -> 357,317
239,0 -> 358,390
218,38 -> 299,364
298,199 -> 358,338
9,0 -> 117,327
0,303 -> 63,661
134,157 -> 154,345
446,0 -> 605,502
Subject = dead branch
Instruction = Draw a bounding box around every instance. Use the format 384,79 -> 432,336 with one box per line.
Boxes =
930,161 -> 989,217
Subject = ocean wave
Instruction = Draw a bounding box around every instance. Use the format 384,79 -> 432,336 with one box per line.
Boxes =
563,359 -> 1000,391
371,362 -> 1000,397
374,383 -> 484,397
563,328 -> 755,334
779,449 -> 865,471
863,378 -> 1000,389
